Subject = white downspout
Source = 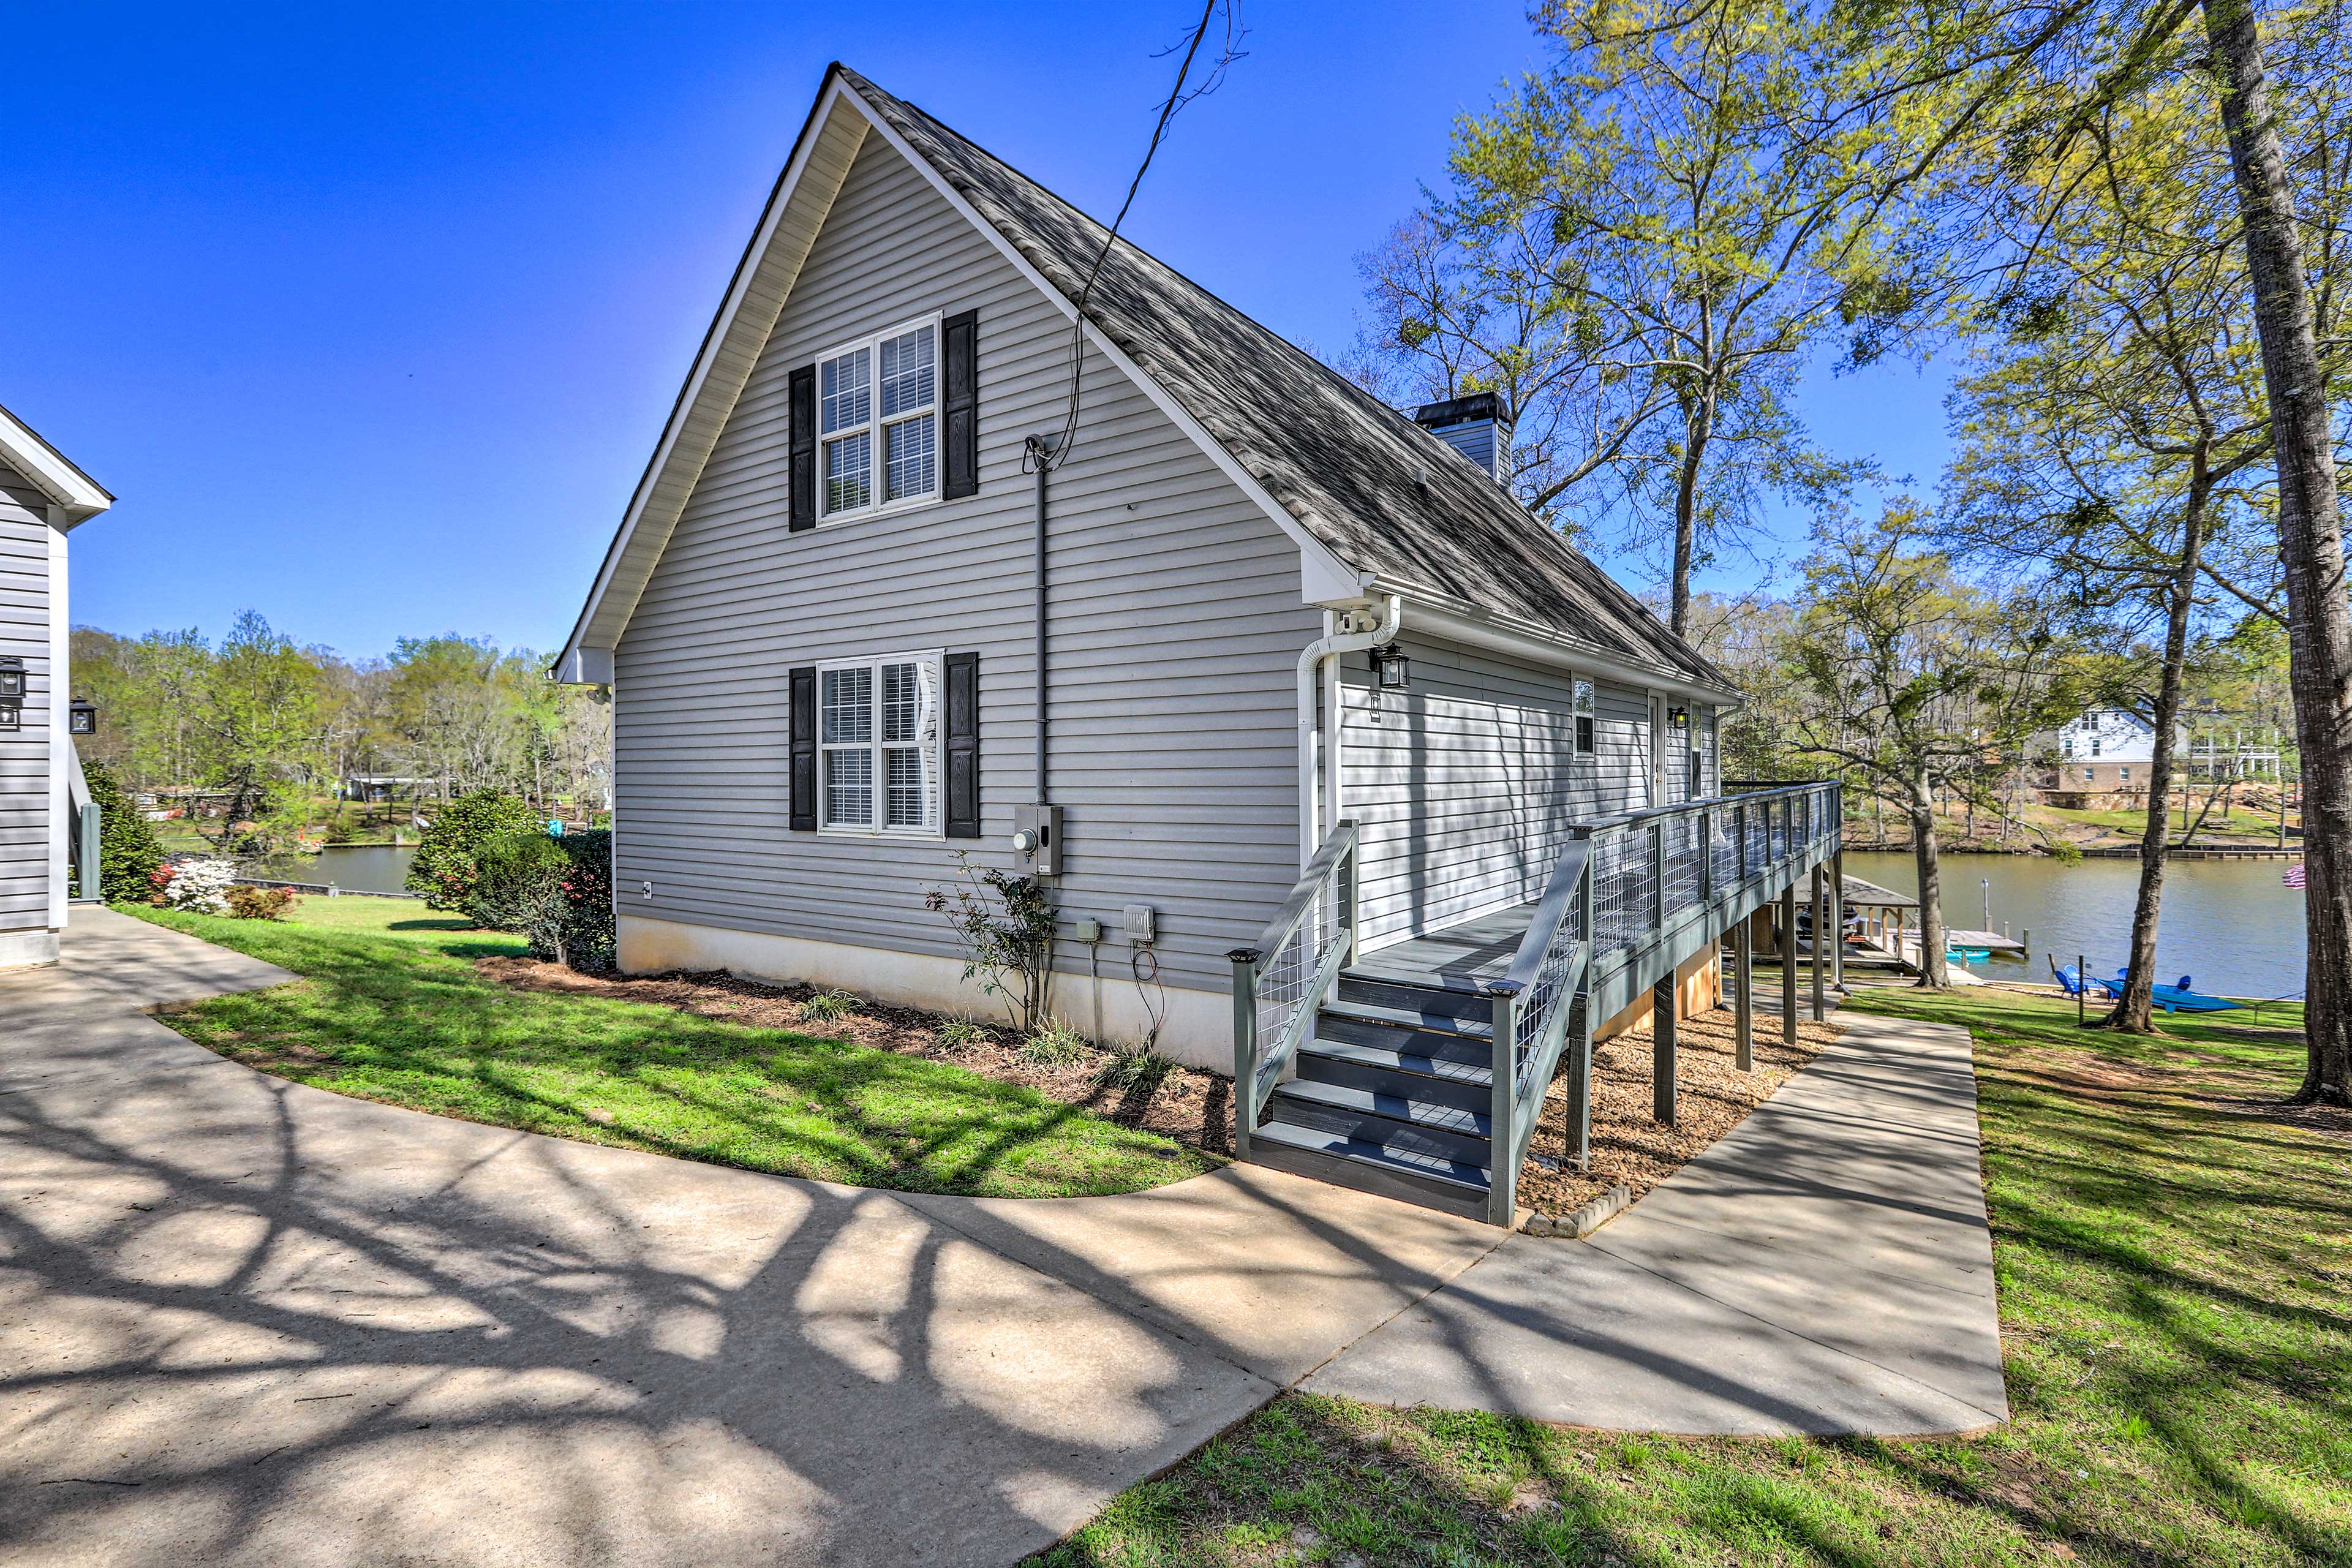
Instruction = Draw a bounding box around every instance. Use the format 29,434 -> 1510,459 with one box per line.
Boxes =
1297,595 -> 1401,867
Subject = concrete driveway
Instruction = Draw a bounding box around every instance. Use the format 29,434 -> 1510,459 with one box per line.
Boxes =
1,911 -> 1504,1568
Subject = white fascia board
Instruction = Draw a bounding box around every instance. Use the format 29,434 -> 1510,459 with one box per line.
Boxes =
1394,587 -> 1744,709
556,77 -> 867,674
846,91 -> 1371,612
0,408 -> 110,524
552,647 -> 614,686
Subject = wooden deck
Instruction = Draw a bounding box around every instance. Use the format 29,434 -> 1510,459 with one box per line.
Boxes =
1352,903 -> 1537,993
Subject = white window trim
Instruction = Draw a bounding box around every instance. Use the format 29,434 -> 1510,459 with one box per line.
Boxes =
814,311 -> 944,527
816,649 -> 946,839
1570,676 -> 1596,757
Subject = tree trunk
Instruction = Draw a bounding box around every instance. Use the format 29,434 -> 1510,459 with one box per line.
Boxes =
1668,386 -> 1717,638
1911,774 -> 1948,989
2206,0 -> 2352,1104
2106,471 -> 2210,1033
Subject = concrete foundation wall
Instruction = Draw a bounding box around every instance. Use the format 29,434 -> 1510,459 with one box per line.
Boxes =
616,912 -> 1234,1072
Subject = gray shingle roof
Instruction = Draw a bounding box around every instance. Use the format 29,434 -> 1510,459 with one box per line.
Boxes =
840,67 -> 1728,691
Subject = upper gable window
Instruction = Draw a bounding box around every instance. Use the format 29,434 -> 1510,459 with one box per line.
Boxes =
818,317 -> 940,522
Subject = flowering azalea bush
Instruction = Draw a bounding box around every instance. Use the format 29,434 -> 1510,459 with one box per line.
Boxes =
160,858 -> 239,916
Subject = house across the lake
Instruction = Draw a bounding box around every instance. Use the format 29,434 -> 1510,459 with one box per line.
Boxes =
555,66 -> 1842,1221
0,404 -> 111,969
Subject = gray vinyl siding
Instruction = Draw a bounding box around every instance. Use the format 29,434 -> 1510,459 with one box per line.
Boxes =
0,467 -> 51,931
612,132 -> 1318,995
1340,635 -> 1656,948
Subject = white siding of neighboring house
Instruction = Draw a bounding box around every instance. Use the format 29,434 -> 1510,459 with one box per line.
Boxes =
610,130 -> 1320,1065
0,464 -> 53,949
1339,635 -> 1697,949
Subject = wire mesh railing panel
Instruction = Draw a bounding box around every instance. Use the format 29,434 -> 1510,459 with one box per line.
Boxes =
1509,897 -> 1586,1095
1708,809 -> 1738,893
1661,815 -> 1703,916
1590,829 -> 1642,962
1249,875 -> 1337,1096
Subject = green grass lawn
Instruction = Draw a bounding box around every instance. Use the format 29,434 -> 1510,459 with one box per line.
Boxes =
126,896 -> 1216,1200
1033,987 -> 2350,1567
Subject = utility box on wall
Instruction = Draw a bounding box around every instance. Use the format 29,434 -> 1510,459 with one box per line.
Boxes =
1012,803 -> 1061,878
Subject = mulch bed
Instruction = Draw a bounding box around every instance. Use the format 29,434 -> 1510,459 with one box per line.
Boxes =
1515,1007 -> 1841,1221
477,959 -> 1843,1215
475,958 -> 1238,1155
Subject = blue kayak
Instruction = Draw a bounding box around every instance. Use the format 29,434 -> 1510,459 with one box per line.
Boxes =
2148,984 -> 2244,1014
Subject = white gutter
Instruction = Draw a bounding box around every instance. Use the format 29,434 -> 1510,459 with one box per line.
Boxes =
1298,594 -> 1400,866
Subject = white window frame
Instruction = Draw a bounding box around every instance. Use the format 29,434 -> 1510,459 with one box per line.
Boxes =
813,312 -> 944,527
816,649 -> 946,839
1571,677 -> 1596,756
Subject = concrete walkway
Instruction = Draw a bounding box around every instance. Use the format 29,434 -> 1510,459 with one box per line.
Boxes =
1305,1006 -> 2010,1434
2,911 -> 2008,1567
0,911 -> 1503,1568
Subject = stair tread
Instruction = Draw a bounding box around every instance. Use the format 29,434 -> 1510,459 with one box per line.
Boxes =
1272,1077 -> 1493,1139
1302,1036 -> 1494,1085
1341,964 -> 1494,999
1321,997 -> 1493,1041
1252,1118 -> 1491,1193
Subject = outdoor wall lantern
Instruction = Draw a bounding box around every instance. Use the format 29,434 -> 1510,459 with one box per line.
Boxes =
69,699 -> 97,736
1371,646 -> 1411,692
0,657 -> 20,731
1668,703 -> 1690,727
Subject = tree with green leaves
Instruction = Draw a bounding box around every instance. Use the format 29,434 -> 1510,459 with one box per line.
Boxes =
192,611 -> 328,853
78,758 -> 165,902
1780,503 -> 2084,984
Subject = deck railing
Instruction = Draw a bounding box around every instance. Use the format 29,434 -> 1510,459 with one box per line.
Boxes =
1226,820 -> 1359,1161
1481,780 -> 1841,1224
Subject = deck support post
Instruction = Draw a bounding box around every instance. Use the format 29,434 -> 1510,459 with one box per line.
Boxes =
1227,950 -> 1259,1161
1780,881 -> 1798,1044
1652,971 -> 1677,1125
1830,848 -> 1845,992
1810,864 -> 1826,1022
1566,864 -> 1597,1171
1488,987 -> 1520,1227
1733,919 -> 1754,1072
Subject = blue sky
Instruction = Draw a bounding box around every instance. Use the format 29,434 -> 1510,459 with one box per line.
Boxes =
9,1 -> 1951,661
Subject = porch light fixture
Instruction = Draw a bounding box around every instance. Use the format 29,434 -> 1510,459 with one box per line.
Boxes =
1668,704 -> 1690,727
69,699 -> 97,736
0,656 -> 22,700
1371,646 -> 1411,692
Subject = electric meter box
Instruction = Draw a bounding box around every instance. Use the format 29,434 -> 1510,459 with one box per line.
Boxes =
1012,803 -> 1061,876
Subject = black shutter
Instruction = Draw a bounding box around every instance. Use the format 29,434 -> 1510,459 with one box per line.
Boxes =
944,651 -> 980,838
789,665 -> 816,831
942,309 -> 979,499
788,365 -> 817,532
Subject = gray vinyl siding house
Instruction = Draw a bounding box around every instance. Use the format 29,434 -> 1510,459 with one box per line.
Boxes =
0,406 -> 111,969
557,66 -> 1736,1070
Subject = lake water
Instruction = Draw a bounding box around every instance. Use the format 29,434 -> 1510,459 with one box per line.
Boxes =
246,844 -> 418,897
1842,850 -> 2310,1001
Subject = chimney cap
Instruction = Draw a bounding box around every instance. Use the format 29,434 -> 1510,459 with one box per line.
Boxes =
1412,391 -> 1513,431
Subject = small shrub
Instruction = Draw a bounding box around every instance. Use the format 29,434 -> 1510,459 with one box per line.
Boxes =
405,792 -> 540,910
225,884 -> 298,921
1094,1039 -> 1170,1094
799,988 -> 861,1024
925,853 -> 1057,1033
160,858 -> 238,915
937,1019 -> 990,1051
1021,1017 -> 1091,1068
462,827 -> 614,970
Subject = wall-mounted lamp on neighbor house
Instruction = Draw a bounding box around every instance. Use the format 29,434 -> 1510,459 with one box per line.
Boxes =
1370,646 -> 1411,692
69,700 -> 97,736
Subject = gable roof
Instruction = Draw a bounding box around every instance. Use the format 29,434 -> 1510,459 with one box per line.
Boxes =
0,401 -> 111,526
560,64 -> 1729,695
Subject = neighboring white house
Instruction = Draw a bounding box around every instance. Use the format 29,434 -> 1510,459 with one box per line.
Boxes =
2056,708 -> 2160,764
1,403 -> 112,968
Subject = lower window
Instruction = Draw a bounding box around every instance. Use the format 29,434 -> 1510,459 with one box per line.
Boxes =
820,652 -> 943,835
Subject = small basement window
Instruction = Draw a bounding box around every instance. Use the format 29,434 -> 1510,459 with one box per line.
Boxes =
818,652 -> 943,836
1572,679 -> 1595,754
818,316 -> 940,522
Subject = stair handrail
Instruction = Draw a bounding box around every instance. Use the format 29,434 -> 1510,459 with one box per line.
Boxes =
1481,835 -> 1594,1224
1227,819 -> 1359,1161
